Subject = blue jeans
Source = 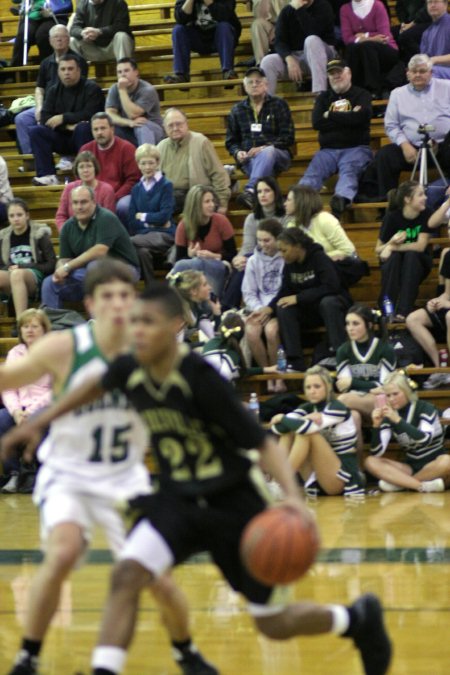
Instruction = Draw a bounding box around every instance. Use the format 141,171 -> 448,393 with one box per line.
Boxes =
0,408 -> 19,474
171,258 -> 230,298
300,146 -> 373,201
427,178 -> 449,212
114,120 -> 165,147
172,22 -> 236,74
41,261 -> 140,308
29,122 -> 93,176
241,146 -> 291,191
15,106 -> 37,155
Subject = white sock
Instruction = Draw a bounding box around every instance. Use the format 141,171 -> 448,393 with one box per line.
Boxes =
91,646 -> 127,673
327,605 -> 350,635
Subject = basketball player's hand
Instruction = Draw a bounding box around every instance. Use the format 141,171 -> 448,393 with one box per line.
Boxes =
1,421 -> 43,462
278,498 -> 316,530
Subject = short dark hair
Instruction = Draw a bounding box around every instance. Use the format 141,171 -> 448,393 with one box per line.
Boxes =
91,112 -> 113,126
139,282 -> 184,318
277,228 -> 314,250
257,218 -> 283,238
58,53 -> 81,68
117,57 -> 138,70
84,259 -> 136,296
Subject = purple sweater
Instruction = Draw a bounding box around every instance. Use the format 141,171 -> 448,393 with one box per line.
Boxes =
340,1 -> 398,50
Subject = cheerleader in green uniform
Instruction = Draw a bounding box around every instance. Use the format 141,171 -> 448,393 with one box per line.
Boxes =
271,366 -> 365,496
336,304 -> 397,423
365,371 -> 450,492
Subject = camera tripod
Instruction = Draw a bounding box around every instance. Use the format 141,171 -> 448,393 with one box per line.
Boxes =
410,130 -> 448,187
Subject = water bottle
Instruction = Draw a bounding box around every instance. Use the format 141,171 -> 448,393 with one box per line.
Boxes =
248,392 -> 260,421
277,345 -> 287,372
382,295 -> 394,320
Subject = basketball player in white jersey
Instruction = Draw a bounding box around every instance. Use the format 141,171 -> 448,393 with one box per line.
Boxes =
0,259 -> 217,675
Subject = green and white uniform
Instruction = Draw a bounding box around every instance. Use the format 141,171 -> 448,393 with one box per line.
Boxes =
272,400 -> 365,495
370,399 -> 445,473
34,323 -> 151,553
336,338 -> 396,392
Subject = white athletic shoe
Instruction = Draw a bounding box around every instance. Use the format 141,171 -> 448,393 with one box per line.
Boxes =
1,472 -> 18,493
423,373 -> 450,389
55,157 -> 73,171
32,174 -> 59,186
378,480 -> 405,493
420,478 -> 445,493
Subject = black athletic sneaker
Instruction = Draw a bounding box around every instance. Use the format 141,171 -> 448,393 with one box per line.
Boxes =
348,594 -> 392,675
8,650 -> 39,675
172,646 -> 219,675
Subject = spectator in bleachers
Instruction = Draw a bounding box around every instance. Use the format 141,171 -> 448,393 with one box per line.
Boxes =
242,219 -> 285,392
285,185 -> 369,290
225,66 -> 294,209
375,180 -> 434,321
340,0 -> 399,97
29,54 -> 104,187
299,59 -> 373,217
158,108 -> 231,214
10,0 -> 71,67
163,0 -> 241,83
168,269 -> 222,341
392,0 -> 430,63
80,112 -> 141,226
15,24 -> 88,168
407,242 -> 450,388
40,186 -> 139,308
171,184 -> 237,298
251,0 -> 288,65
0,308 -> 52,494
223,176 -> 286,309
0,155 -> 13,223
365,370 -> 450,492
128,144 -> 175,285
55,151 -> 116,231
0,199 -> 56,318
420,0 -> 450,79
361,54 -> 450,200
69,0 -> 134,62
259,0 -> 336,95
254,228 -> 351,371
105,58 -> 164,147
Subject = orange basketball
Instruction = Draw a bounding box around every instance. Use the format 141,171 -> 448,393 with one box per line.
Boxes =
240,507 -> 320,586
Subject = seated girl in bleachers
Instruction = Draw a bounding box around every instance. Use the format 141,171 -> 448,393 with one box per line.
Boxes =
55,151 -> 116,231
271,365 -> 365,496
172,185 -> 237,299
285,185 -> 367,288
336,304 -> 397,420
365,371 -> 450,492
0,199 -> 56,322
375,181 -> 434,322
224,176 -> 286,309
202,311 -> 278,383
168,269 -> 221,343
243,218 -> 285,392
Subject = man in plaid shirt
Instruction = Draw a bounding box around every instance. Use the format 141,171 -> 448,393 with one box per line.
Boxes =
225,66 -> 295,208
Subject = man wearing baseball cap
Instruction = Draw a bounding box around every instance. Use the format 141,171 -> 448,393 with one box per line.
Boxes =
225,66 -> 295,208
299,59 -> 373,217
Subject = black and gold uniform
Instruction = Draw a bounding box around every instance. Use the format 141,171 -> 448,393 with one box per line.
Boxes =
102,346 -> 283,607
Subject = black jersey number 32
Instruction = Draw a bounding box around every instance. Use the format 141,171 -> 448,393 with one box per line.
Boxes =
159,435 -> 223,481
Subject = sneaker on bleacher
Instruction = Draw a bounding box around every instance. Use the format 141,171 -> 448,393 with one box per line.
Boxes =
423,372 -> 450,389
55,157 -> 73,171
32,175 -> 59,186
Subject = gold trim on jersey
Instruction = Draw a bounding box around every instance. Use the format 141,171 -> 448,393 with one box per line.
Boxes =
127,345 -> 193,401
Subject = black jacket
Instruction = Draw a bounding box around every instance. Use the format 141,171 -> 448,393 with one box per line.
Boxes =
270,242 -> 343,308
312,85 -> 372,149
41,78 -> 105,127
274,0 -> 335,59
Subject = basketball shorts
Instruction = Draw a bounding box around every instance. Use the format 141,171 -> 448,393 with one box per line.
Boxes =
40,489 -> 126,561
121,479 -> 290,616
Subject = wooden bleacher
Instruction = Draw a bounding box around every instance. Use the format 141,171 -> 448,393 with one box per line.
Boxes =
0,0 -> 449,426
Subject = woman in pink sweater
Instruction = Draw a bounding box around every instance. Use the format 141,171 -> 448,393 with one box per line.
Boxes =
0,308 -> 52,494
340,0 -> 399,96
55,151 -> 116,231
